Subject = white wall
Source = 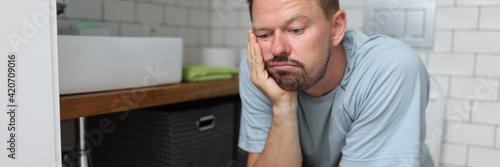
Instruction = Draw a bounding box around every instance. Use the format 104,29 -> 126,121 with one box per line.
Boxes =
341,0 -> 500,167
58,0 -> 500,166
57,0 -> 211,64
424,1 -> 500,167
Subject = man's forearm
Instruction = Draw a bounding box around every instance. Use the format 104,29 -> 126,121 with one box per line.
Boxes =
252,104 -> 302,167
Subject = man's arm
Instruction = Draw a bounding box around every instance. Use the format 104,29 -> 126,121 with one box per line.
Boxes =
245,29 -> 302,167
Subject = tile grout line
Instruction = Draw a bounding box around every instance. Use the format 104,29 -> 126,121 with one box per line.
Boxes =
101,0 -> 105,22
425,52 -> 429,66
497,79 -> 500,102
468,100 -> 473,122
477,6 -> 482,30
134,1 -> 138,22
117,22 -> 121,36
494,126 -> 498,148
162,4 -> 167,26
447,76 -> 452,97
450,30 -> 455,52
472,53 -> 478,77
465,144 -> 470,166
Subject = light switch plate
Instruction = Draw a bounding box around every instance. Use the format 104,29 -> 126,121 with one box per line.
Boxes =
364,0 -> 436,48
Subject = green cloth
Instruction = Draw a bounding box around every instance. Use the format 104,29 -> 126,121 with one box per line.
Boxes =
182,65 -> 239,82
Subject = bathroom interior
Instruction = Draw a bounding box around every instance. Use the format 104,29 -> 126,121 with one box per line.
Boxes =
55,0 -> 500,167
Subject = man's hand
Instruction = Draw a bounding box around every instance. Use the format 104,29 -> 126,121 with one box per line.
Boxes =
247,29 -> 297,108
246,29 -> 302,167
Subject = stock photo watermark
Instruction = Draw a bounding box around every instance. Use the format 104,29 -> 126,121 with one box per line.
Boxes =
213,0 -> 245,21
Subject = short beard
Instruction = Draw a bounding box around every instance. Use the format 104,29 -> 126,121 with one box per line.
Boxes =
264,47 -> 331,91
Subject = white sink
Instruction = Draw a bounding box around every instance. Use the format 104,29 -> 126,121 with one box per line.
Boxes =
58,35 -> 183,95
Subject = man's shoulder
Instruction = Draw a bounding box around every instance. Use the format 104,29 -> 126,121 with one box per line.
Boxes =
347,32 -> 423,73
343,31 -> 427,93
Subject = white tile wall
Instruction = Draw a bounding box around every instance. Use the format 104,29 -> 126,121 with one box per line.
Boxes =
472,102 -> 500,124
232,0 -> 249,10
476,55 -> 500,77
104,0 -> 135,22
449,77 -> 499,100
211,10 -> 239,28
479,7 -> 500,30
137,3 -> 164,24
210,29 -> 224,45
454,31 -> 500,53
189,10 -> 210,27
441,143 -> 467,165
187,47 -> 201,63
64,0 -> 102,20
200,29 -> 210,45
165,6 -> 189,25
152,0 -> 177,5
456,0 -> 500,6
433,30 -> 452,51
468,147 -> 500,167
446,99 -> 471,121
120,24 -> 144,36
178,27 -> 199,45
437,0 -> 455,6
157,26 -> 176,37
239,11 -> 252,28
224,29 -> 248,46
200,0 -> 210,8
436,7 -> 479,29
434,76 -> 450,96
344,9 -> 364,30
95,22 -> 120,36
177,0 -> 199,7
212,0 -> 247,10
428,54 -> 474,75
183,47 -> 192,64
496,128 -> 500,148
340,0 -> 365,7
445,122 -> 495,146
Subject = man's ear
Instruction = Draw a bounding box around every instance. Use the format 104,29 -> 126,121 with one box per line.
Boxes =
330,10 -> 347,47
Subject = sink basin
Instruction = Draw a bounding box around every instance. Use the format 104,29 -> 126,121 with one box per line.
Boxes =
58,35 -> 183,95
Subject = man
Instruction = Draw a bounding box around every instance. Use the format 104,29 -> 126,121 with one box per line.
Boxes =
239,0 -> 433,166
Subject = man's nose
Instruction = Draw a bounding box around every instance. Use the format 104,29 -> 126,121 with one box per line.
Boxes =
271,31 -> 291,57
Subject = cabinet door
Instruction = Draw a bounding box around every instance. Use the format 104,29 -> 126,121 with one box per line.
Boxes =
0,0 -> 61,166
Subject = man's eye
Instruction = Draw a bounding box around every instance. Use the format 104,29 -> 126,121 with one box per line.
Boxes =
258,34 -> 269,38
291,28 -> 303,34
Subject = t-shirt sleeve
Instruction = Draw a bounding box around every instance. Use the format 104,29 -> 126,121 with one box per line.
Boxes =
339,43 -> 430,167
237,55 -> 273,153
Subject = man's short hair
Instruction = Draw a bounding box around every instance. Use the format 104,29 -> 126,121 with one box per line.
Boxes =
246,0 -> 340,22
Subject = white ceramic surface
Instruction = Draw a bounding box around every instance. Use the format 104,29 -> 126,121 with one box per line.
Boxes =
201,47 -> 238,68
58,35 -> 183,94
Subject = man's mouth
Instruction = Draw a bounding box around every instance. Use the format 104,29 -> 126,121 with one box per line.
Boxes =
269,62 -> 299,71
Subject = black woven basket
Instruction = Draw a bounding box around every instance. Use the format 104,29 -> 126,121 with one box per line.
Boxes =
87,97 -> 237,167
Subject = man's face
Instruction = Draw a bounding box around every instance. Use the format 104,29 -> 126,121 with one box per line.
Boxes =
252,0 -> 333,91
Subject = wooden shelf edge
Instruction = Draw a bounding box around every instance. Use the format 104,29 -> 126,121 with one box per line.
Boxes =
60,79 -> 239,120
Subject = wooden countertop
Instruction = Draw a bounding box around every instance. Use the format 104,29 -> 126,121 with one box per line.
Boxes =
60,79 -> 239,120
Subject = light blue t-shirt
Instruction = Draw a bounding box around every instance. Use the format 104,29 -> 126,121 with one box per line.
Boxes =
238,31 -> 433,167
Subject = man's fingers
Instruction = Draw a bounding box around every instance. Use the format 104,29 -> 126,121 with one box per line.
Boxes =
248,28 -> 269,87
249,31 -> 264,68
